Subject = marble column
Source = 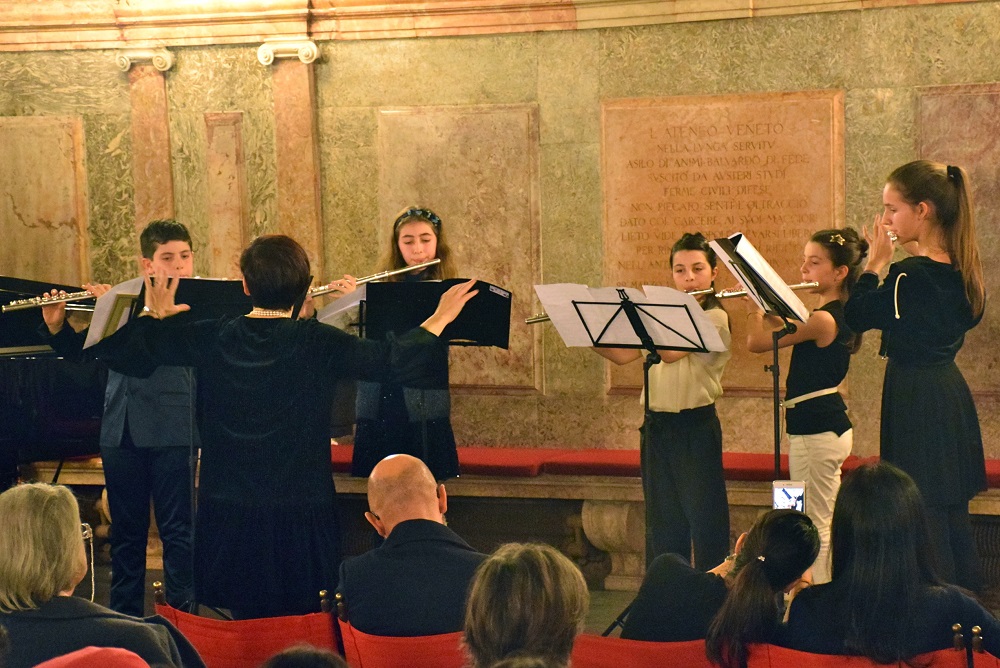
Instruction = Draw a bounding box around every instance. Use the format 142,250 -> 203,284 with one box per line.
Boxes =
118,49 -> 176,231
260,40 -> 324,278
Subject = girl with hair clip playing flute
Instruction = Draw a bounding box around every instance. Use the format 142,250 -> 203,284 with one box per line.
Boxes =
594,232 -> 732,571
326,207 -> 460,481
843,160 -> 987,591
743,228 -> 868,585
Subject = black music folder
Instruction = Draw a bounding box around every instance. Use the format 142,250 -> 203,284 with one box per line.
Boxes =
0,276 -> 95,356
130,277 -> 253,322
362,279 -> 512,349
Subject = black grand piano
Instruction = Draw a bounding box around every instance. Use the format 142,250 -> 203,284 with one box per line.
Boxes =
0,277 -> 105,492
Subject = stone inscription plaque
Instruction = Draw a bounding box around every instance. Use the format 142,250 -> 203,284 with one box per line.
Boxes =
919,84 -> 1000,394
602,91 -> 844,391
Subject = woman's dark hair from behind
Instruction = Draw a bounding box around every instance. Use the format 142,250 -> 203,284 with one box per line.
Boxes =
239,235 -> 312,310
670,232 -> 722,311
809,228 -> 869,353
706,509 -> 820,668
830,462 -> 942,664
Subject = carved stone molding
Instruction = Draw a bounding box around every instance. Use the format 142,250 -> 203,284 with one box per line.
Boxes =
115,48 -> 174,72
0,0 -> 991,52
256,40 -> 318,66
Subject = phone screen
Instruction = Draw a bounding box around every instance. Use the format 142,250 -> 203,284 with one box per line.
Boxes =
772,480 -> 806,512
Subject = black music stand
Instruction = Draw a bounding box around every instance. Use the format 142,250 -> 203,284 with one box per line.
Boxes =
360,279 -> 512,349
711,234 -> 807,480
576,289 -> 715,417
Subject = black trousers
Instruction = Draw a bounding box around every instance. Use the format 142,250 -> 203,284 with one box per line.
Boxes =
640,405 -> 730,570
102,430 -> 194,616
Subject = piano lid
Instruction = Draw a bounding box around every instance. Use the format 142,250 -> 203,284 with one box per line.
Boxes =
0,276 -> 94,357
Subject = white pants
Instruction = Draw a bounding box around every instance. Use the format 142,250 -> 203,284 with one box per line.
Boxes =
787,429 -> 852,585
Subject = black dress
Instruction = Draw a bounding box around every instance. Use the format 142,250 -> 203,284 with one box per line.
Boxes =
844,257 -> 985,506
351,272 -> 459,480
100,315 -> 445,618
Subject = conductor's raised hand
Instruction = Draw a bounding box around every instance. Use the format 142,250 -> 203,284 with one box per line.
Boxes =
421,279 -> 478,337
142,270 -> 190,319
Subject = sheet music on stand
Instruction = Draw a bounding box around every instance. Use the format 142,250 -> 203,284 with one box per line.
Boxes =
534,284 -> 726,353
316,285 -> 365,332
709,233 -> 809,322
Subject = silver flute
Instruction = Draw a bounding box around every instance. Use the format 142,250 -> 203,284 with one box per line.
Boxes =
2,290 -> 96,314
308,258 -> 441,298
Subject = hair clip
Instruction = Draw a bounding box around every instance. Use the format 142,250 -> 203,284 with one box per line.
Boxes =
757,555 -> 766,562
394,207 -> 442,231
829,234 -> 845,246
946,165 -> 960,183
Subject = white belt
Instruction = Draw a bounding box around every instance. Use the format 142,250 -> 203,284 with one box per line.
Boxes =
783,387 -> 839,409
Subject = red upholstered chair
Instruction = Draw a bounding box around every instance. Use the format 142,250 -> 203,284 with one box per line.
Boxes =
570,634 -> 713,668
337,619 -> 465,668
744,644 -> 974,667
153,582 -> 338,668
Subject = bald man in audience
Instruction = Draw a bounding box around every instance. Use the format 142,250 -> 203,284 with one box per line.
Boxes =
336,454 -> 486,636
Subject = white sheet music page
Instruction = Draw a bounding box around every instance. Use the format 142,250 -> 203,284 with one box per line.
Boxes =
316,284 -> 367,331
534,283 -> 726,352
83,277 -> 143,349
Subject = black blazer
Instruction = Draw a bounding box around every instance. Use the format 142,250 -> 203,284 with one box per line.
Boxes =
337,519 -> 486,636
0,596 -> 204,668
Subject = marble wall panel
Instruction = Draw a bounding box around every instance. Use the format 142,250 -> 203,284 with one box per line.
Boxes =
204,112 -> 249,279
0,50 -> 133,284
376,105 -> 542,392
918,84 -> 1000,395
166,46 -> 276,277
0,116 -> 89,285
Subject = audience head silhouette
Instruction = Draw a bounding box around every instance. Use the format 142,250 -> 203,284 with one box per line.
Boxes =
706,509 -> 819,668
464,542 -> 589,668
365,454 -> 447,538
0,483 -> 87,613
829,461 -> 942,662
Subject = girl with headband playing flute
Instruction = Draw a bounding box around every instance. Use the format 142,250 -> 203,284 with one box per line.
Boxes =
326,207 -> 461,481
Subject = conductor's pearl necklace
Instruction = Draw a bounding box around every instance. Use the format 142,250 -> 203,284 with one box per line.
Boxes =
247,307 -> 293,318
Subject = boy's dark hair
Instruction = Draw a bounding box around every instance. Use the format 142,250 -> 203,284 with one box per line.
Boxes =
261,644 -> 348,668
239,235 -> 312,310
139,219 -> 193,259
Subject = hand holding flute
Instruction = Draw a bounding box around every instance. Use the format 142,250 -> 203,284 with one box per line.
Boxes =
40,283 -> 111,335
